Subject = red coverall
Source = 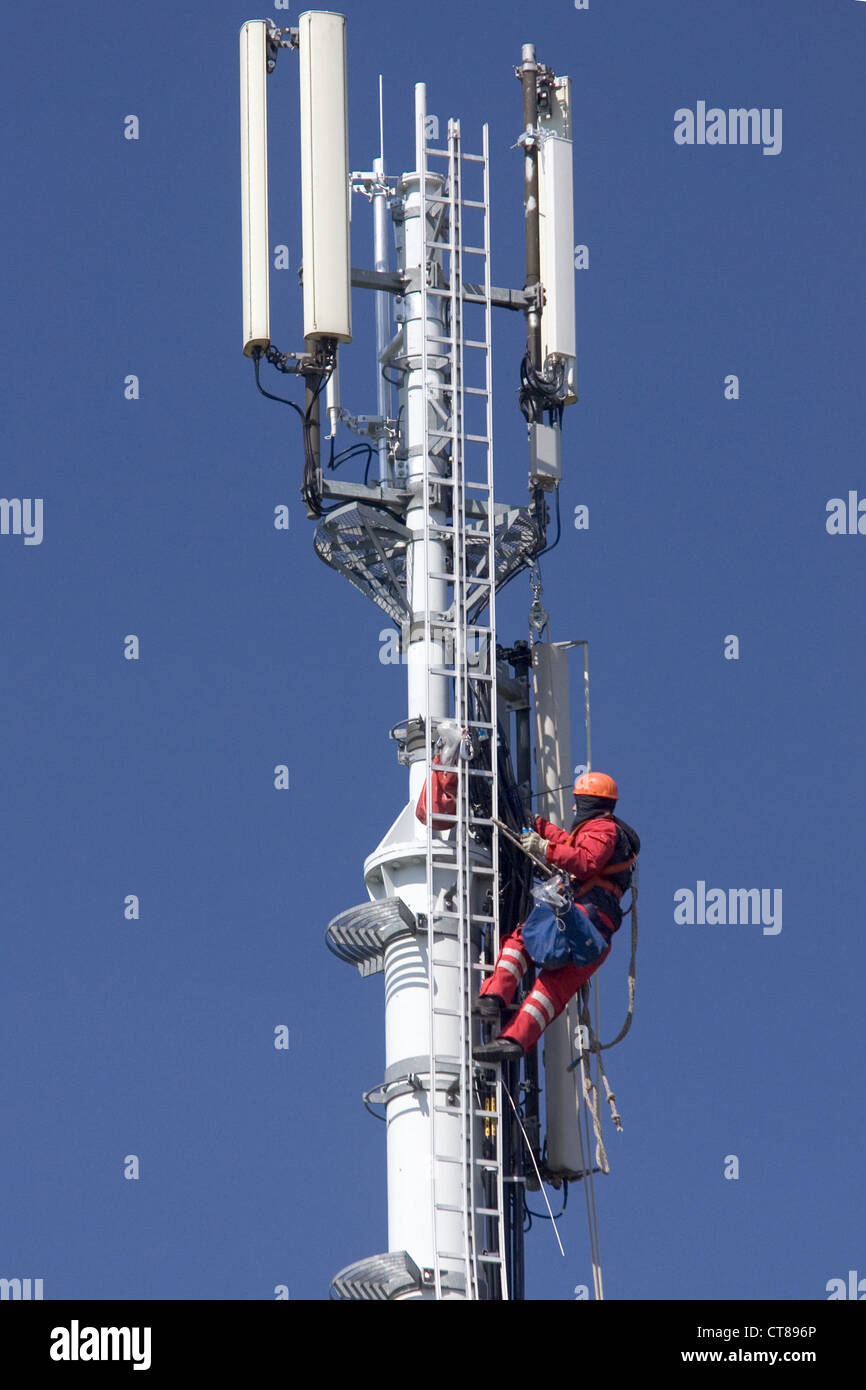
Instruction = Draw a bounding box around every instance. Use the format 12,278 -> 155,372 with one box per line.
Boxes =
415,759 -> 458,831
479,814 -> 619,1053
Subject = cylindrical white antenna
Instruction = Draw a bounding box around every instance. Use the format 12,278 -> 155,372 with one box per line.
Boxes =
414,82 -> 426,172
325,354 -> 341,438
240,21 -> 271,357
299,11 -> 352,343
378,73 -> 384,164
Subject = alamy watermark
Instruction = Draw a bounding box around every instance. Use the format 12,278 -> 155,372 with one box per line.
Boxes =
674,881 -> 782,935
1,1276 -> 43,1299
826,1269 -> 865,1299
379,626 -> 489,668
675,103 -> 782,156
0,498 -> 43,545
826,492 -> 866,535
50,1321 -> 151,1371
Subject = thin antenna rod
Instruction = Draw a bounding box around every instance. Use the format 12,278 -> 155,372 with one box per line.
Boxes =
378,73 -> 384,164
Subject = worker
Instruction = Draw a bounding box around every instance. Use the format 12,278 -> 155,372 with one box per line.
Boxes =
473,771 -> 640,1061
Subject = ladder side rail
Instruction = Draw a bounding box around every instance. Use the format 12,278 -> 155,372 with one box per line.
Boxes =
448,118 -> 481,1301
481,120 -> 510,1302
417,91 -> 445,1305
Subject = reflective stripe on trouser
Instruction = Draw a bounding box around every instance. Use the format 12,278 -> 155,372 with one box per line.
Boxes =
499,944 -> 612,1052
478,928 -> 530,1005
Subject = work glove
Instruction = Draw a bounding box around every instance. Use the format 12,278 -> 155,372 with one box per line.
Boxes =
521,830 -> 549,861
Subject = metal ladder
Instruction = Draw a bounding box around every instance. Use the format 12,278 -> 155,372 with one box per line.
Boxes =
418,104 -> 509,1301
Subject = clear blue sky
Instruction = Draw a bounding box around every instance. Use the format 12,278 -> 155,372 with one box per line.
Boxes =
1,0 -> 864,1302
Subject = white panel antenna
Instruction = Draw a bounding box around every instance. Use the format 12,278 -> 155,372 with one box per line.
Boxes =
299,11 -> 352,343
240,21 -> 271,357
538,76 -> 576,403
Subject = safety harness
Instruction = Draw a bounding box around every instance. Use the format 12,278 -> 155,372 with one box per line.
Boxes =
567,816 -> 640,914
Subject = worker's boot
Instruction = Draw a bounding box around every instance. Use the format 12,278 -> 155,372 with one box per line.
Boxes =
472,993 -> 505,1022
473,1038 -> 523,1062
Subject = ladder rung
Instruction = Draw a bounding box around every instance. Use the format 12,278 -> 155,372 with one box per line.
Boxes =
434,912 -> 496,923
462,153 -> 485,163
466,434 -> 490,444
422,811 -> 495,826
474,1109 -> 501,1119
427,668 -> 493,681
425,721 -> 494,743
427,623 -> 491,636
432,1006 -> 463,1017
464,340 -> 488,350
475,1207 -> 503,1217
435,1203 -> 464,1213
435,1154 -> 463,1165
478,1254 -> 504,1264
462,199 -> 486,209
463,246 -> 486,256
475,1159 -> 499,1169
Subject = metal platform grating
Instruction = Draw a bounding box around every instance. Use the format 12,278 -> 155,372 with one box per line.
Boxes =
326,896 -> 417,976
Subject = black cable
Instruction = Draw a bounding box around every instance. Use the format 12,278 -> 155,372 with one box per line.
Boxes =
253,352 -> 343,519
524,1182 -> 569,1221
518,353 -> 567,424
253,353 -> 305,418
300,358 -> 336,517
536,485 -> 562,559
328,442 -> 374,473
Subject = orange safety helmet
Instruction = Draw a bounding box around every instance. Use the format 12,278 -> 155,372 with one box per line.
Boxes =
573,771 -> 619,801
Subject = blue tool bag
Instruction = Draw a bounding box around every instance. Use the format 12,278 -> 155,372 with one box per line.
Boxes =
521,894 -> 608,970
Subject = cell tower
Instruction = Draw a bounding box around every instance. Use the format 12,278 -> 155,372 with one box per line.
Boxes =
240,12 -> 620,1301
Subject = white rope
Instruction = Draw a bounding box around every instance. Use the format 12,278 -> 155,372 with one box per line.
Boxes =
569,997 -> 605,1299
594,863 -> 639,1052
579,1055 -> 604,1300
502,1082 -> 565,1258
551,855 -> 639,1299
